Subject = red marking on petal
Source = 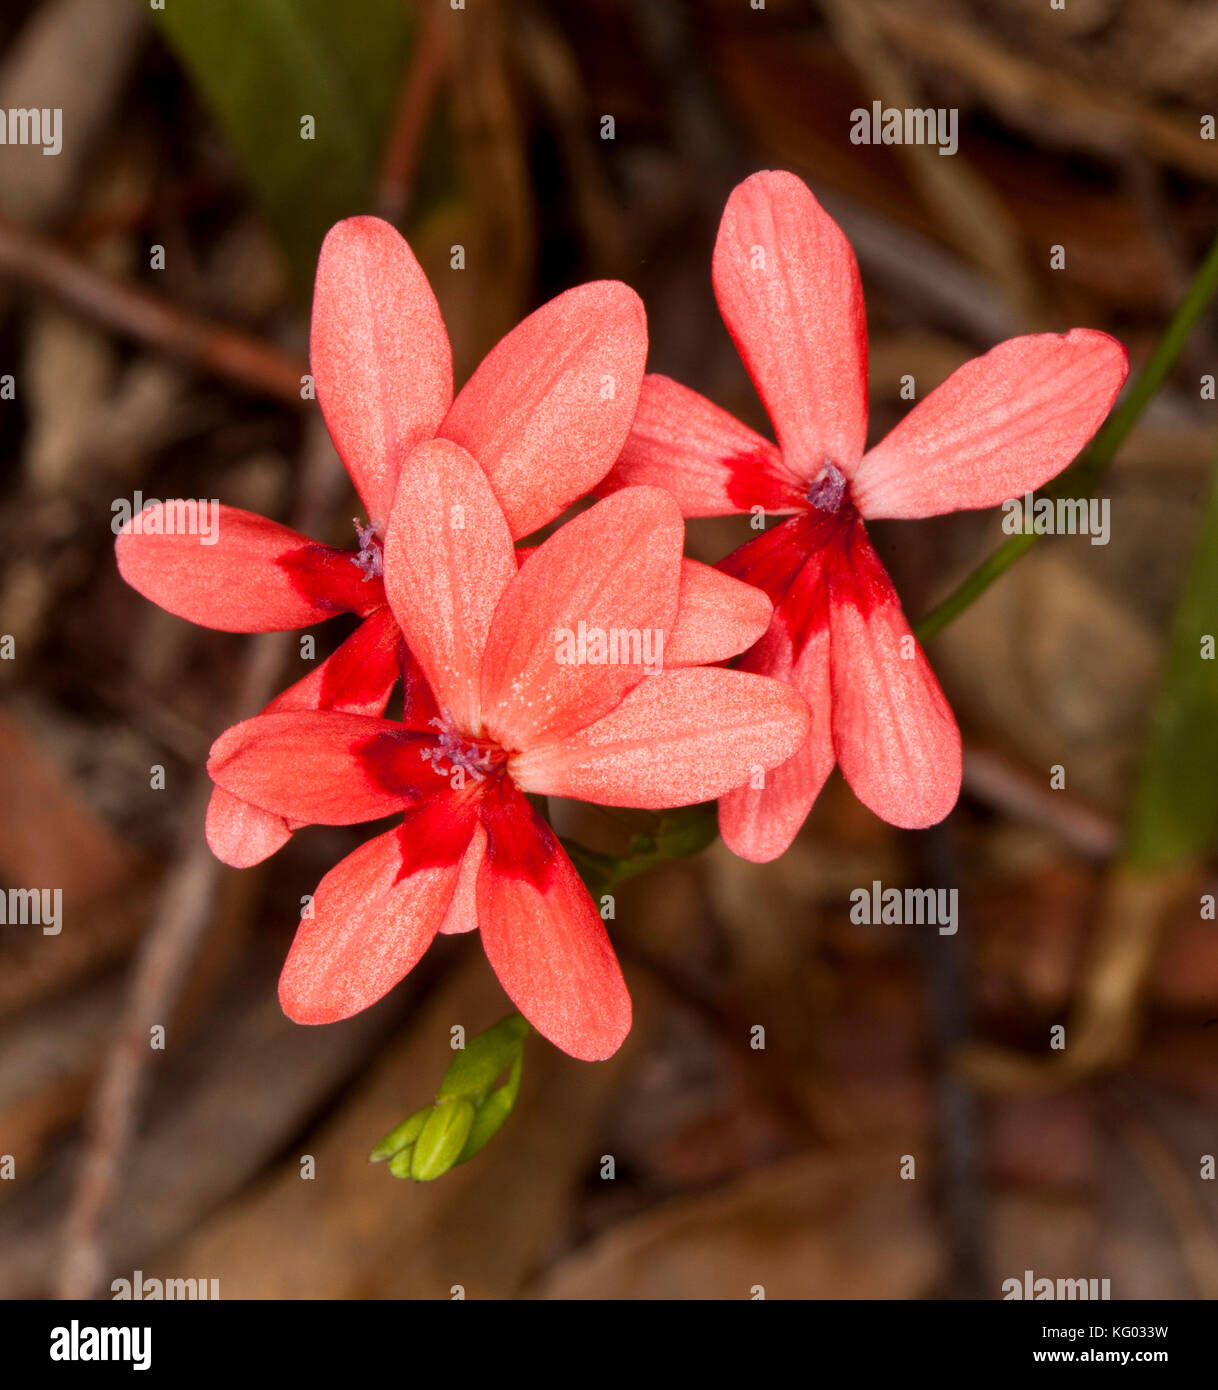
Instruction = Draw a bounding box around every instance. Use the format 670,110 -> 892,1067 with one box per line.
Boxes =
474,792 -> 630,1059
399,639 -> 441,730
395,793 -> 480,876
208,711 -> 412,825
717,515 -> 811,607
823,512 -> 896,619
719,505 -> 887,661
267,607 -> 401,719
355,727 -> 453,804
116,504 -> 345,633
598,373 -> 790,518
276,543 -> 388,618
478,776 -> 557,894
723,448 -> 805,513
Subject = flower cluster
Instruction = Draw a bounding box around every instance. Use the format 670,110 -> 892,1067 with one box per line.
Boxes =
116,171 -> 1128,1059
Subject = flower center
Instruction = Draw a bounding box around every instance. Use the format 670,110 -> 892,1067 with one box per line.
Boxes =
419,713 -> 505,786
805,461 -> 848,514
350,518 -> 384,581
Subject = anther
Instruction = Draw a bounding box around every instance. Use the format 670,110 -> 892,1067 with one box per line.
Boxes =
419,714 -> 498,783
350,519 -> 384,581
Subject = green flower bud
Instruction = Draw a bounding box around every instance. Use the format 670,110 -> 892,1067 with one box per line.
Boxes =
410,1099 -> 477,1181
388,1144 -> 417,1179
369,1105 -> 430,1163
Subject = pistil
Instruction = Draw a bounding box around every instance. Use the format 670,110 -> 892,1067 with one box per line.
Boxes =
806,461 -> 847,513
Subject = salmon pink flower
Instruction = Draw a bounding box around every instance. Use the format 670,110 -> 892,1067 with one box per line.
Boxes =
207,441 -> 810,1059
115,501 -> 408,866
602,170 -> 1129,860
117,216 -> 768,867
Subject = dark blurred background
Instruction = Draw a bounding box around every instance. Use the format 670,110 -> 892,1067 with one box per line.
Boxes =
1,0 -> 1217,1299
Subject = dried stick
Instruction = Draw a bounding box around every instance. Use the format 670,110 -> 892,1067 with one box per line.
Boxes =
0,213 -> 306,405
963,745 -> 1120,861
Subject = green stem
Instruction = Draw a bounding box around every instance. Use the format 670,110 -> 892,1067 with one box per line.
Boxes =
916,231 -> 1218,642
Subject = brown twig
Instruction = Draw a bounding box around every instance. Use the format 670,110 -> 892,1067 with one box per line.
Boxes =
376,0 -> 451,225
870,0 -> 1218,184
962,744 -> 1121,861
0,213 -> 307,405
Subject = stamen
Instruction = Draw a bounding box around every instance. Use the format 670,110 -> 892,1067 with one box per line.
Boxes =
419,713 -> 498,783
806,461 -> 847,513
350,518 -> 384,581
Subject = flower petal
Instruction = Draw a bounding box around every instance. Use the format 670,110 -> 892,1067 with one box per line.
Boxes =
439,281 -> 647,539
208,711 -> 437,824
713,170 -> 868,479
506,544 -> 769,670
512,667 -> 808,809
477,781 -> 631,1060
597,373 -> 800,516
267,606 -> 402,718
279,807 -> 472,1024
717,550 -> 835,862
718,736 -> 832,864
480,487 -> 683,750
439,821 -> 486,935
851,330 -> 1129,519
116,503 -> 360,632
666,558 -> 774,667
311,216 -> 453,522
205,787 -> 295,869
399,636 -> 441,730
827,519 -> 961,828
383,438 -> 517,732
204,610 -> 404,867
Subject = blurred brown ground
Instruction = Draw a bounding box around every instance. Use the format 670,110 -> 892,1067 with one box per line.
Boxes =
1,0 -> 1217,1300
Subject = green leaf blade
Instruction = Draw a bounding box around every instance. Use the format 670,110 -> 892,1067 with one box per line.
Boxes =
1125,459 -> 1218,868
154,0 -> 412,289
